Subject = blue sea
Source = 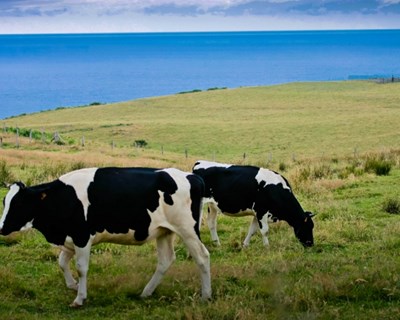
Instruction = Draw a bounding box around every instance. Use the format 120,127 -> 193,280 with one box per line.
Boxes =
0,30 -> 399,119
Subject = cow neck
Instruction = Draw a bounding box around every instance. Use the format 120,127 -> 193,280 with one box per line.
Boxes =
284,209 -> 306,230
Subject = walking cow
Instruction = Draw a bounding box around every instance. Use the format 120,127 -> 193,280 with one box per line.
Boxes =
0,167 -> 211,307
192,160 -> 315,248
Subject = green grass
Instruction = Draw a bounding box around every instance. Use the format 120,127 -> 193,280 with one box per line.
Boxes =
1,168 -> 400,320
2,81 -> 400,162
1,81 -> 400,319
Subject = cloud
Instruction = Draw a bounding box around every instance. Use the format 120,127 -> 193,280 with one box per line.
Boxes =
0,0 -> 69,17
1,0 -> 400,18
0,0 -> 399,33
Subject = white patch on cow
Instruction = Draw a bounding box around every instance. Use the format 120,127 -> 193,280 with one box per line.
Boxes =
152,168 -> 197,232
59,168 -> 98,220
193,160 -> 232,171
0,184 -> 21,229
259,212 -> 271,246
255,168 -> 291,190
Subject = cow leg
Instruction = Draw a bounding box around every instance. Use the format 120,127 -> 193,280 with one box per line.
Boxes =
243,216 -> 259,247
71,244 -> 92,307
207,203 -> 220,246
179,231 -> 211,300
141,232 -> 176,298
259,213 -> 270,247
59,247 -> 78,290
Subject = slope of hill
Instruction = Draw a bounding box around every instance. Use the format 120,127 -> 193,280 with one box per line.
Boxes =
2,81 -> 399,164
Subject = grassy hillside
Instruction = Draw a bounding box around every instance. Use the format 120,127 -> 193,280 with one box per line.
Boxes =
2,81 -> 400,164
1,81 -> 400,319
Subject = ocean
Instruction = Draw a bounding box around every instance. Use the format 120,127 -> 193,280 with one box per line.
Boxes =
0,30 -> 399,119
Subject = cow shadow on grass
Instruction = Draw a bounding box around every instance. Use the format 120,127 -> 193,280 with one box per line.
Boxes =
307,242 -> 345,254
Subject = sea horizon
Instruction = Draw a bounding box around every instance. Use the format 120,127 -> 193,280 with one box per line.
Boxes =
1,27 -> 399,35
1,29 -> 399,119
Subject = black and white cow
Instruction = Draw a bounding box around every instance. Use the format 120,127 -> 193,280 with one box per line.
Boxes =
0,167 -> 211,307
192,160 -> 314,248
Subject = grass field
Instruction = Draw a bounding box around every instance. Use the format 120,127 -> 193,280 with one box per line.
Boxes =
2,80 -> 400,164
0,81 -> 400,319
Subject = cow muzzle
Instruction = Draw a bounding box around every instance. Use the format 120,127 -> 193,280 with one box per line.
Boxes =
303,240 -> 313,247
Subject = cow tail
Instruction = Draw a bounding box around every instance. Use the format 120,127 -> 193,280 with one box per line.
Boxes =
187,174 -> 205,239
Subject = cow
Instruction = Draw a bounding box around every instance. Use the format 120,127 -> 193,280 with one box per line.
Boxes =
0,167 -> 211,307
192,160 -> 315,248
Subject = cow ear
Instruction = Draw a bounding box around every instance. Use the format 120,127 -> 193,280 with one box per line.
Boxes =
4,181 -> 26,189
305,211 -> 316,218
16,181 -> 26,189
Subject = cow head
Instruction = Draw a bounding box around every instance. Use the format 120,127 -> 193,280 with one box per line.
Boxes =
294,211 -> 315,247
0,182 -> 34,236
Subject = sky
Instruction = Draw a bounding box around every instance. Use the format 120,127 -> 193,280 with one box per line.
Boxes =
0,0 -> 400,34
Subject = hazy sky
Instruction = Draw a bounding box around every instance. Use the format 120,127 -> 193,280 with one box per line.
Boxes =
1,0 -> 400,34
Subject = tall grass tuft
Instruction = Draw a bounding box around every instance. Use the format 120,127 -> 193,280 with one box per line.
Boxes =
382,197 -> 400,214
364,157 -> 392,176
0,160 -> 15,185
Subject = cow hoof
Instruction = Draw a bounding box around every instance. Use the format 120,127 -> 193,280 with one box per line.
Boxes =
201,295 -> 212,302
69,302 -> 83,308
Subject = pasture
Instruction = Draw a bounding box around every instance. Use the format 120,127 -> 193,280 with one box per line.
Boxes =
0,81 -> 400,319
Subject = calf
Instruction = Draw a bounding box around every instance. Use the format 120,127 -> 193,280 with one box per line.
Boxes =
193,160 -> 314,248
0,167 -> 211,306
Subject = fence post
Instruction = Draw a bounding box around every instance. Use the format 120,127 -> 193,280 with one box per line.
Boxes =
161,145 -> 164,155
81,136 -> 85,147
52,132 -> 61,144
41,128 -> 45,143
185,148 -> 188,159
29,129 -> 33,143
16,127 -> 19,148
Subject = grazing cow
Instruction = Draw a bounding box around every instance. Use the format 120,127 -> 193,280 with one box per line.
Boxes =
192,160 -> 314,248
0,167 -> 211,307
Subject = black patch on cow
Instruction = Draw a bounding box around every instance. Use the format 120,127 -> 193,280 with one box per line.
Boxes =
86,168 -> 178,242
194,165 -> 259,214
163,193 -> 173,206
254,183 -> 303,225
157,170 -> 178,206
187,174 -> 205,239
33,181 -> 90,247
